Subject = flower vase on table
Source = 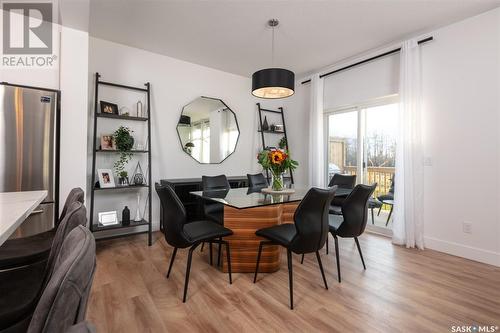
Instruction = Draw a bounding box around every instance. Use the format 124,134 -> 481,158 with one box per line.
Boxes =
257,148 -> 298,192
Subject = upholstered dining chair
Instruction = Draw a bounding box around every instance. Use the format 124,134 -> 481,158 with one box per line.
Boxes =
328,183 -> 376,283
247,173 -> 268,190
328,173 -> 356,210
155,183 -> 233,302
0,201 -> 87,332
201,175 -> 231,264
253,187 -> 337,309
27,226 -> 96,333
0,188 -> 85,270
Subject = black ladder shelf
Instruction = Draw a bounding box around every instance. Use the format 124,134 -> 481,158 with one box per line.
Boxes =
256,103 -> 294,184
89,72 -> 153,246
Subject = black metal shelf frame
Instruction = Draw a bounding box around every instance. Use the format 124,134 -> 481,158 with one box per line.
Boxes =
89,72 -> 153,246
256,103 -> 294,184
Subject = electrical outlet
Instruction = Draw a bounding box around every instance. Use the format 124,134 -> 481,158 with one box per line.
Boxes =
463,222 -> 472,234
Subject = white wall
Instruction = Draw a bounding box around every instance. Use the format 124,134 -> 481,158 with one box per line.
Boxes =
421,8 -> 500,266
294,8 -> 500,266
88,37 -> 308,231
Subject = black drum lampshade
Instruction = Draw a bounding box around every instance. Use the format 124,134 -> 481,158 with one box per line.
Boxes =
252,68 -> 295,99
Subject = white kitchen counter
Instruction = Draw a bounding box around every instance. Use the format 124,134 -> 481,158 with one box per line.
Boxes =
0,191 -> 47,246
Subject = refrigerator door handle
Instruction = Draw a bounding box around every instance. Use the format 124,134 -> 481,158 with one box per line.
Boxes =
29,210 -> 45,215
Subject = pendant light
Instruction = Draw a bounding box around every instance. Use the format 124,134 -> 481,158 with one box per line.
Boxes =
252,19 -> 295,99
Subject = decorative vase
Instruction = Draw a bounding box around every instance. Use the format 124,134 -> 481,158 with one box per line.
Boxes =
122,206 -> 130,226
134,193 -> 142,222
270,171 -> 285,191
262,116 -> 269,131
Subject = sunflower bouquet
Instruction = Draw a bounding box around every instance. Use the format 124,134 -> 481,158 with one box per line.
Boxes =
257,148 -> 298,191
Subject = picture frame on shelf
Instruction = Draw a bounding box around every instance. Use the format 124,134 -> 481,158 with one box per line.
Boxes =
97,168 -> 115,188
100,135 -> 115,150
100,101 -> 119,114
98,211 -> 118,226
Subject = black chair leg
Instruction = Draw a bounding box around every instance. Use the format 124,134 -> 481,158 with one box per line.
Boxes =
217,237 -> 222,267
209,242 -> 213,266
183,243 -> 200,303
166,247 -> 177,278
354,237 -> 366,270
253,241 -> 264,283
333,234 -> 341,283
377,205 -> 382,216
315,251 -> 328,290
300,253 -> 304,264
224,241 -> 232,284
386,205 -> 394,226
326,235 -> 329,255
371,208 -> 375,224
287,249 -> 294,310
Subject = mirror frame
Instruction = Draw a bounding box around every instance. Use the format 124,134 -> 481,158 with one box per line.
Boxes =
176,96 -> 240,164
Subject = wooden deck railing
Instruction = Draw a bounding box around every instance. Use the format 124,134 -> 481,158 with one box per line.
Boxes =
343,166 -> 394,199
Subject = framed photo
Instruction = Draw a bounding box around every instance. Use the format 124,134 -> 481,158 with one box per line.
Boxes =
98,211 -> 118,226
100,135 -> 115,150
100,101 -> 119,114
97,168 -> 115,188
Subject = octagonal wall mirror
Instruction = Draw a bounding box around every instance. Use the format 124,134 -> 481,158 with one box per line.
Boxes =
177,96 -> 240,164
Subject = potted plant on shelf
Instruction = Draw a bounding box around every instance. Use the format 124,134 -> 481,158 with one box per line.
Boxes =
257,148 -> 298,191
113,126 -> 134,186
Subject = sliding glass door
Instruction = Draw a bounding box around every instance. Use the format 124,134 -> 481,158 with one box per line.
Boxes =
325,97 -> 398,231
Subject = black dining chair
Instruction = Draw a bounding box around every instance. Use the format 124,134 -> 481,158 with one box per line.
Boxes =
253,187 -> 337,309
247,173 -> 268,190
155,183 -> 233,302
377,178 -> 395,226
0,201 -> 87,332
328,173 -> 356,209
0,188 -> 85,270
201,175 -> 231,264
328,183 -> 376,283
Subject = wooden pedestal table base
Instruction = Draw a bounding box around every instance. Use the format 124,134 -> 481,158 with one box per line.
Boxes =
217,202 -> 299,273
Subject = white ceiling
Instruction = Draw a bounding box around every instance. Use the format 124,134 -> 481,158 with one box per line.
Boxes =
89,0 -> 500,78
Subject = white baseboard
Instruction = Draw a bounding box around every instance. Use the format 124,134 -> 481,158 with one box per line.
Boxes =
424,236 -> 500,267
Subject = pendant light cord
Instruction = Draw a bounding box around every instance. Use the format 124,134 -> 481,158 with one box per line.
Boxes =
271,25 -> 275,67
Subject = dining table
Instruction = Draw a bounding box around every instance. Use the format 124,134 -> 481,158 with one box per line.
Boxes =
0,191 -> 47,246
190,186 -> 351,273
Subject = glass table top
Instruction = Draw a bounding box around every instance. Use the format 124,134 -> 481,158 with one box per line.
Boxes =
190,187 -> 352,210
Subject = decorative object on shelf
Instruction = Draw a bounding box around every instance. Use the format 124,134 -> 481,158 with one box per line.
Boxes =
262,116 -> 269,131
119,106 -> 131,116
100,101 -> 119,114
134,193 -> 141,222
132,161 -> 145,185
118,171 -> 129,186
122,206 -> 130,226
278,136 -> 287,149
257,148 -> 298,191
97,169 -> 115,188
176,96 -> 239,164
275,124 -> 284,132
113,126 -> 134,182
98,211 -> 118,226
136,100 -> 143,117
270,123 -> 276,131
100,135 -> 115,150
252,19 -> 295,99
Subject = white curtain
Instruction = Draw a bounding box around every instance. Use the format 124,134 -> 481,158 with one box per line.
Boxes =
392,39 -> 425,249
308,74 -> 326,187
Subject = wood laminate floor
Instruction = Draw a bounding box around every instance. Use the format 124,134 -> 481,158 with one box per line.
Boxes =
87,232 -> 500,333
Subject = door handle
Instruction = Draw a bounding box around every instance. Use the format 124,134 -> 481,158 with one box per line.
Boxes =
29,209 -> 44,215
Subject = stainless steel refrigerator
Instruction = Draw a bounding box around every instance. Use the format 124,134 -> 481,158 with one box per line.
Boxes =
0,82 -> 59,237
